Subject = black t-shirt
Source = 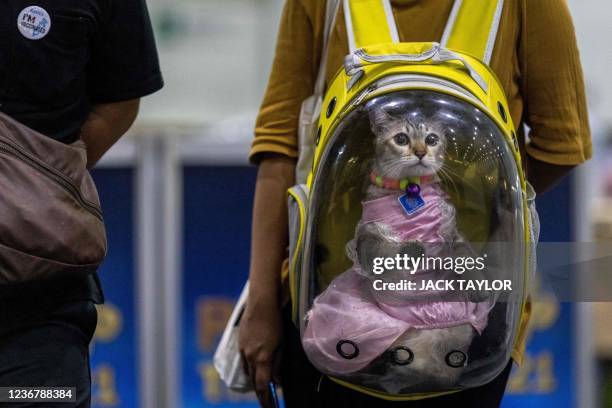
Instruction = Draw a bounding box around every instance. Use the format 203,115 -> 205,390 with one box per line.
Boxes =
0,0 -> 163,142
0,0 -> 163,305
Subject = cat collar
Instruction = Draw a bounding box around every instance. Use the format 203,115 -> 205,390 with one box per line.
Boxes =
370,172 -> 436,197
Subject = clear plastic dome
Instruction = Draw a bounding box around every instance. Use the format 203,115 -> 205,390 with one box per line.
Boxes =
299,90 -> 526,395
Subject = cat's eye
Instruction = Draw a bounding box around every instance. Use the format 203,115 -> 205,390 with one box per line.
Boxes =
425,133 -> 439,146
393,133 -> 410,146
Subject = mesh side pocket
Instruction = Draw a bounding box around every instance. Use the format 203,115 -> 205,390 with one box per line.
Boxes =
287,184 -> 309,320
526,182 -> 540,287
297,96 -> 322,184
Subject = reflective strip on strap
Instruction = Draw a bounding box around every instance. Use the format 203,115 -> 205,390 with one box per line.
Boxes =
314,0 -> 340,96
440,0 -> 464,48
344,0 -> 400,52
440,0 -> 505,65
381,0 -> 400,44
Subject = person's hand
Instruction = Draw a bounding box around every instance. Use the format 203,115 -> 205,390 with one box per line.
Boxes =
242,155 -> 294,406
239,297 -> 283,407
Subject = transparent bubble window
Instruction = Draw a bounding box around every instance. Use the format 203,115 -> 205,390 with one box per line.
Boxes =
300,90 -> 526,395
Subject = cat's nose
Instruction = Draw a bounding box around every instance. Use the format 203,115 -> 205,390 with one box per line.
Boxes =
415,151 -> 426,160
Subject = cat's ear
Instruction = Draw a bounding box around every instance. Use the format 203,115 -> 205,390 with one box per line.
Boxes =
368,106 -> 394,134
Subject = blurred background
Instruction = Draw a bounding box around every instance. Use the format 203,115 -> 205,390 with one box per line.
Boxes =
87,0 -> 612,407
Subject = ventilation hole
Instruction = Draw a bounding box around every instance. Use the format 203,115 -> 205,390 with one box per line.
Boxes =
336,340 -> 359,360
326,97 -> 337,118
498,101 -> 507,123
390,346 -> 414,366
445,350 -> 467,368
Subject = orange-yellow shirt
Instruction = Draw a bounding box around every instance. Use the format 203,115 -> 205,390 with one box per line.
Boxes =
250,0 -> 592,365
250,0 -> 591,166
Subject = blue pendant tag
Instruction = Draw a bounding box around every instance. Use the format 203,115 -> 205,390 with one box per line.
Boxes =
398,193 -> 425,215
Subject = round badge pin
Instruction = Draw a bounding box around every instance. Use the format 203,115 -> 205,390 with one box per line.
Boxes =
17,6 -> 52,40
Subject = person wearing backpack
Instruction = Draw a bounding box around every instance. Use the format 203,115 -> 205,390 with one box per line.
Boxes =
240,0 -> 591,407
0,2 -> 162,407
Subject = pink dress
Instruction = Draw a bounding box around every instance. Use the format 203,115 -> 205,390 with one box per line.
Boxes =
302,184 -> 491,375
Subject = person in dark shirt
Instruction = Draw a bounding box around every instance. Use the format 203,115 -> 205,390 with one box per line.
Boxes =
0,1 -> 163,406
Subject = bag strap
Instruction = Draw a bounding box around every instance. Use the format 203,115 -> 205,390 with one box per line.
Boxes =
440,0 -> 505,65
314,0 -> 341,96
343,0 -> 400,52
343,0 -> 503,66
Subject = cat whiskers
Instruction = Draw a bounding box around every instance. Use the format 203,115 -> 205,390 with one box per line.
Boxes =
377,158 -> 418,178
438,165 -> 462,197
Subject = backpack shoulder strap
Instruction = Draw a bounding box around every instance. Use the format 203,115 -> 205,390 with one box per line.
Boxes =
344,0 -> 503,65
314,0 -> 341,96
440,0 -> 505,65
343,0 -> 400,52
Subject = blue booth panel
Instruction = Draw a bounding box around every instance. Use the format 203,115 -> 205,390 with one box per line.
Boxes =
90,168 -> 139,408
182,166 -> 259,407
502,177 -> 576,408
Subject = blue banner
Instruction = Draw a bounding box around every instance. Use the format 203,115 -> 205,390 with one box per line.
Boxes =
502,177 -> 575,407
182,166 -> 259,407
90,168 -> 140,408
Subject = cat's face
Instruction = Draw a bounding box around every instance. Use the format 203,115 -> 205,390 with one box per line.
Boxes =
369,107 -> 446,178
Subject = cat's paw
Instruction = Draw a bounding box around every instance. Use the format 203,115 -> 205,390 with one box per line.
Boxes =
356,233 -> 381,274
399,240 -> 425,259
466,288 -> 491,303
356,233 -> 380,252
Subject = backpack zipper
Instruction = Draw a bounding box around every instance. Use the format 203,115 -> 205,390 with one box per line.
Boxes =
351,74 -> 482,107
346,45 -> 488,93
0,139 -> 103,221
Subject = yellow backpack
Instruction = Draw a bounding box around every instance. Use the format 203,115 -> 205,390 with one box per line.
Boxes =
287,0 -> 538,400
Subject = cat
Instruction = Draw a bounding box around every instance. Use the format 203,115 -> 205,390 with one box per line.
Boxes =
353,105 -> 489,392
355,105 -> 461,267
